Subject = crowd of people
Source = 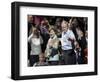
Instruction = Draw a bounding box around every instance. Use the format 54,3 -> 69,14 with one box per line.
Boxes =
28,15 -> 88,67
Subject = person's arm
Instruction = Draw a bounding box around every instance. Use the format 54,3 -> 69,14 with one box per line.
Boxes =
28,33 -> 33,43
68,30 -> 76,49
68,30 -> 76,42
45,39 -> 51,58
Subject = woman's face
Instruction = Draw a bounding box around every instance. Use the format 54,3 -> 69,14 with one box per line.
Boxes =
49,29 -> 55,38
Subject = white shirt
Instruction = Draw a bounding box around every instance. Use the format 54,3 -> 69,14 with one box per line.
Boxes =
61,29 -> 76,50
28,33 -> 43,55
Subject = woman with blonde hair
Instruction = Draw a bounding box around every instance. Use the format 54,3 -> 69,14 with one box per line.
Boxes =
45,27 -> 60,65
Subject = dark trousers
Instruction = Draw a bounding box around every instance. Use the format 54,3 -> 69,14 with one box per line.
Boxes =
62,49 -> 76,65
29,55 -> 39,66
77,55 -> 83,64
28,43 -> 31,60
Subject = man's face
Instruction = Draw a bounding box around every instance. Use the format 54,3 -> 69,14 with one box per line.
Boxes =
71,18 -> 78,27
61,21 -> 68,32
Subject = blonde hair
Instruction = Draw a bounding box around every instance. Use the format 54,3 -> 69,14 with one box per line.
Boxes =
49,27 -> 57,34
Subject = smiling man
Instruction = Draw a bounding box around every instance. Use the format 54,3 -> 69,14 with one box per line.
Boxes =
61,20 -> 76,65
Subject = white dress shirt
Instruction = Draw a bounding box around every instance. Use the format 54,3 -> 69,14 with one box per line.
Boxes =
61,29 -> 76,50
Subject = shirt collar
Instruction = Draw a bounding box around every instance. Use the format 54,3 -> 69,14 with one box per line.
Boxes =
63,29 -> 69,35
